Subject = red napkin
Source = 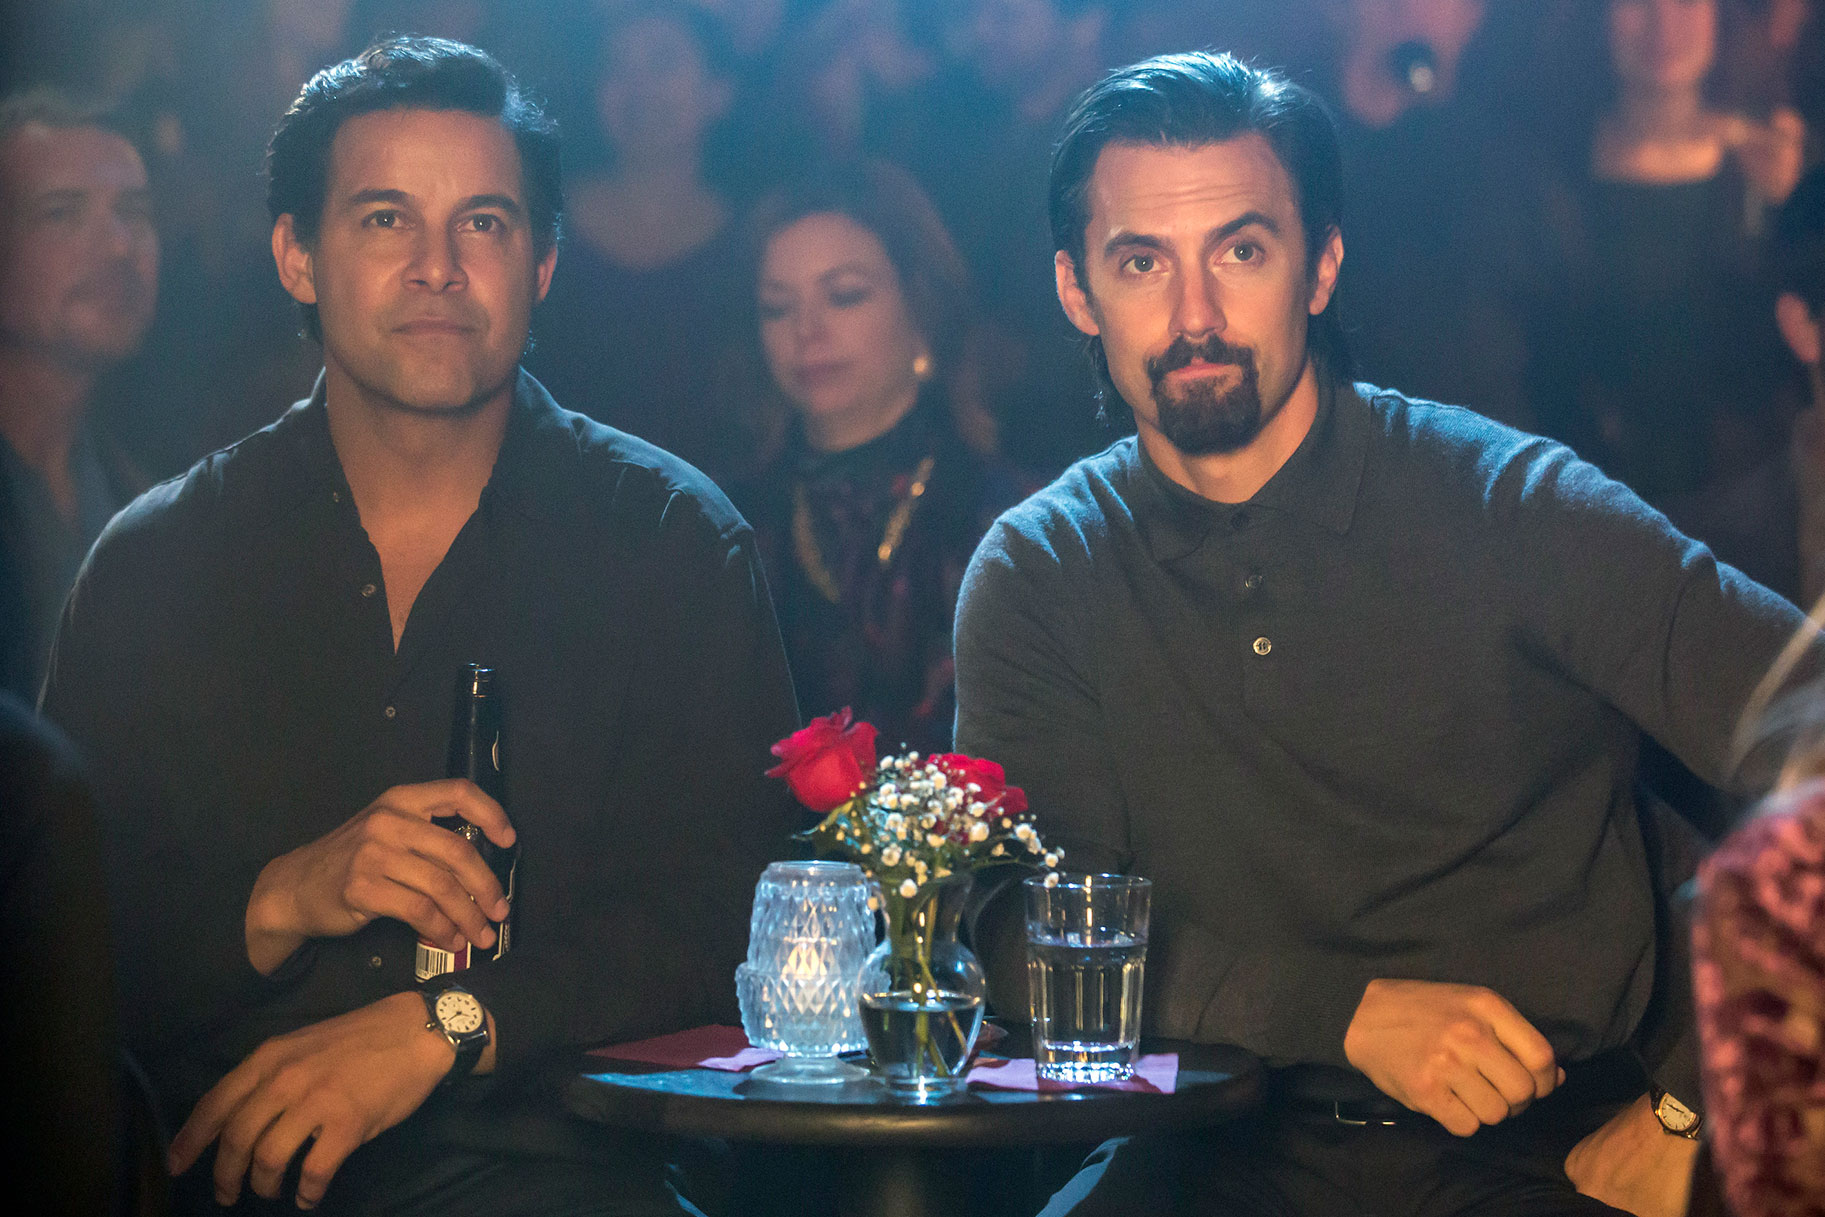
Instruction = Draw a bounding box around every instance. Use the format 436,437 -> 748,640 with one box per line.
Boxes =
588,1025 -> 782,1072
966,1053 -> 1179,1094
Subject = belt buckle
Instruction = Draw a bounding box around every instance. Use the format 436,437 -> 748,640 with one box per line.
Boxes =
1333,1100 -> 1400,1127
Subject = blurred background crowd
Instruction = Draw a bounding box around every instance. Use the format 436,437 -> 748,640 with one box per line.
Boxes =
7,0 -> 1825,741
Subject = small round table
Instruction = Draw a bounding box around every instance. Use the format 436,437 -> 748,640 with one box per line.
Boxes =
559,1031 -> 1261,1217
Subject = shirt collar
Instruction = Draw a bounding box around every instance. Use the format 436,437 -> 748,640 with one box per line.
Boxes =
277,368 -> 582,523
1129,369 -> 1369,563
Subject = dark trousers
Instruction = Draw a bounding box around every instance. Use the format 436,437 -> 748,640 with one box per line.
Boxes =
170,1113 -> 706,1217
1038,1096 -> 1636,1217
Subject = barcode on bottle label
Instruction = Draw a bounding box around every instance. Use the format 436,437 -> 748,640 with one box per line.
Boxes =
415,938 -> 471,981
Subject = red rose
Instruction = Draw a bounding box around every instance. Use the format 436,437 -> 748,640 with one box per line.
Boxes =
767,708 -> 879,812
933,753 -> 1028,816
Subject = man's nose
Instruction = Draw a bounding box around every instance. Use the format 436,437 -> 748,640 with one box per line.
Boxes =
406,227 -> 466,291
1171,264 -> 1224,339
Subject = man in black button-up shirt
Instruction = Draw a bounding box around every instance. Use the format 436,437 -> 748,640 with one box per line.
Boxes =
42,39 -> 797,1215
956,53 -> 1813,1217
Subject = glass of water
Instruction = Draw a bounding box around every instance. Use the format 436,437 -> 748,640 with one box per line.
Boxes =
1023,873 -> 1151,1083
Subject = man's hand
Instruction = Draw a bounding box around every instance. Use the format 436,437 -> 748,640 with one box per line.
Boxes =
244,779 -> 514,975
168,991 -> 466,1209
1563,1093 -> 1698,1217
1344,978 -> 1565,1137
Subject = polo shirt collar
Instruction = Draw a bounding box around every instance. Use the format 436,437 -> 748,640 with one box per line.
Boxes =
1130,368 -> 1370,563
277,367 -> 582,523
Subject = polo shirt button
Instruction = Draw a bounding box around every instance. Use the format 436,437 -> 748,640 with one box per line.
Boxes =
1243,573 -> 1263,592
384,705 -> 397,719
1252,636 -> 1273,656
369,955 -> 384,969
331,491 -> 341,503
361,582 -> 377,598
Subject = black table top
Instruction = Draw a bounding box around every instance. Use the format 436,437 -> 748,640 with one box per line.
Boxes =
559,1030 -> 1262,1149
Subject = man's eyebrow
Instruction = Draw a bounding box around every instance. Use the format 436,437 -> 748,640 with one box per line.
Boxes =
1100,210 -> 1282,259
1102,231 -> 1168,259
30,187 -> 90,207
345,188 -> 412,209
1211,210 -> 1280,243
461,193 -> 525,218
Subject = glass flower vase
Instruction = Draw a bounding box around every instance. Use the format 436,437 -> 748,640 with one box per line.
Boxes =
858,874 -> 986,1099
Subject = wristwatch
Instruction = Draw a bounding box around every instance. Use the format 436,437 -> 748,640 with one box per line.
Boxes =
1648,1082 -> 1702,1139
420,985 -> 489,1083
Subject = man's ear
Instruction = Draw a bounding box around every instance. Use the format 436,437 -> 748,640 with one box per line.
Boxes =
272,215 -> 317,306
1776,290 -> 1821,366
1055,250 -> 1100,338
534,242 -> 557,305
1307,227 -> 1344,317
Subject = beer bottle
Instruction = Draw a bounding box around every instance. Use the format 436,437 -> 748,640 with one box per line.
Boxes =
416,664 -> 518,981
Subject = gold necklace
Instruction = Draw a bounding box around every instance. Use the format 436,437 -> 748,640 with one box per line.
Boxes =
792,454 -> 937,604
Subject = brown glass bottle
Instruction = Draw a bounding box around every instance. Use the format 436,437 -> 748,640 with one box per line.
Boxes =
416,664 -> 518,981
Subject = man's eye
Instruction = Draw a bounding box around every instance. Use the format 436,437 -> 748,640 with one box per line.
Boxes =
468,214 -> 502,233
1126,254 -> 1156,274
1231,242 -> 1260,263
829,286 -> 870,308
364,211 -> 399,228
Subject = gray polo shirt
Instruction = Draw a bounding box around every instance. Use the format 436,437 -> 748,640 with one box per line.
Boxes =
954,375 -> 1805,1071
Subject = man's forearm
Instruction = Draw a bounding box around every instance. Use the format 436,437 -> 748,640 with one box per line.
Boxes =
244,858 -> 308,976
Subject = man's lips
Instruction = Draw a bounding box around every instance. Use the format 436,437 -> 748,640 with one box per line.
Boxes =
1163,359 -> 1239,380
394,318 -> 477,336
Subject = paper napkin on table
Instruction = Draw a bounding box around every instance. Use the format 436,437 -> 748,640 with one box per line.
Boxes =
966,1053 -> 1179,1094
589,1025 -> 782,1072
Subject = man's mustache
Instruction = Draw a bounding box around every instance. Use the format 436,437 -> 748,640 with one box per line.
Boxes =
1146,334 -> 1255,387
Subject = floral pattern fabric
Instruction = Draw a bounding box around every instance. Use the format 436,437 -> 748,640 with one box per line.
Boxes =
1695,779 -> 1825,1217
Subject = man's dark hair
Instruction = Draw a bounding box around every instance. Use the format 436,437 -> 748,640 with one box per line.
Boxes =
1049,51 -> 1352,406
0,88 -> 142,155
1776,164 -> 1825,314
266,36 -> 562,342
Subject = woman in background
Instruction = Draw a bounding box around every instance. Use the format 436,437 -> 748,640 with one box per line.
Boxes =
1532,0 -> 1805,504
528,2 -> 750,480
734,161 -> 1026,754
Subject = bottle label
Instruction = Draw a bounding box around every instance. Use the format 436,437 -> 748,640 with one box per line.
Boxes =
416,937 -> 472,981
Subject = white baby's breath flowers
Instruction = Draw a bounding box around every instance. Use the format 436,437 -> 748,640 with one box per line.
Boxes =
1015,823 -> 1034,841
881,844 -> 902,867
927,832 -> 946,848
1043,872 -> 1060,887
898,878 -> 919,898
1043,852 -> 1058,867
969,821 -> 989,842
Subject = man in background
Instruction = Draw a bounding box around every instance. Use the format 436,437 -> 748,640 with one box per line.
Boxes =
0,90 -> 156,700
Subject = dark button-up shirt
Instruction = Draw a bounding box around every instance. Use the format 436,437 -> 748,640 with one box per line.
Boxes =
0,427 -> 127,701
41,372 -> 801,1131
955,376 -> 1807,1074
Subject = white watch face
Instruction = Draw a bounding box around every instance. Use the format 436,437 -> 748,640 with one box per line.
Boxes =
435,990 -> 485,1036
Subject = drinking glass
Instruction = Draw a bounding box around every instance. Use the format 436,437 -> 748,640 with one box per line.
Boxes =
1023,873 -> 1151,1083
736,860 -> 876,1084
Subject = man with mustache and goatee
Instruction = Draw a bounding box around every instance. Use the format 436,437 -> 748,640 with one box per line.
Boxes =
40,37 -> 797,1216
0,91 -> 157,702
955,52 -> 1816,1217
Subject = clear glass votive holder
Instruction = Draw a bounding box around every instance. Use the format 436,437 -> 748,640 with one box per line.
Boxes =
1024,873 -> 1151,1084
737,860 -> 876,1084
